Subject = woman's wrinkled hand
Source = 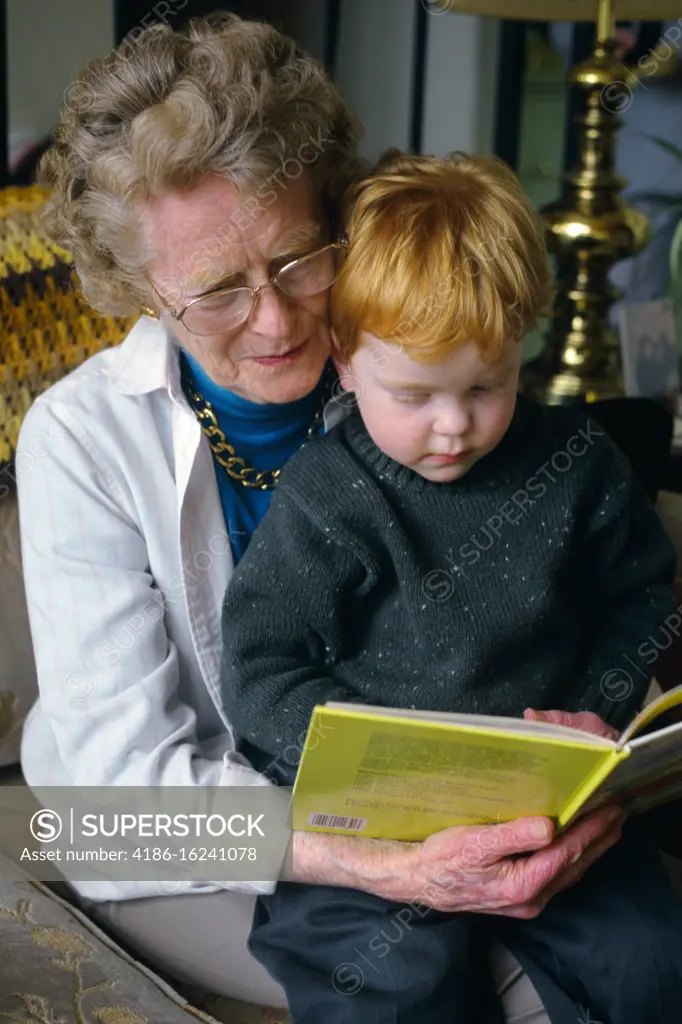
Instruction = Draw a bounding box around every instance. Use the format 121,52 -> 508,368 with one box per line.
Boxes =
291,802 -> 624,918
402,803 -> 623,917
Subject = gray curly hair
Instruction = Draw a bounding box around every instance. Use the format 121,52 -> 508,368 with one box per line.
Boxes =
39,12 -> 365,316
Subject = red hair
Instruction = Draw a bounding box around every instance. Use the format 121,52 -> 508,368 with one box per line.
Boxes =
332,149 -> 554,363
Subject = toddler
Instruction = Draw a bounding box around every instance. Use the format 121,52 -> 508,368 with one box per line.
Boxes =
220,151 -> 682,1024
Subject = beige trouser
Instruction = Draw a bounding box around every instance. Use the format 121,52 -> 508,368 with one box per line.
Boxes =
85,889 -> 548,1022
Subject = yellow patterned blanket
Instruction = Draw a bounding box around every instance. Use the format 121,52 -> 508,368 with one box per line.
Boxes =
0,186 -> 135,463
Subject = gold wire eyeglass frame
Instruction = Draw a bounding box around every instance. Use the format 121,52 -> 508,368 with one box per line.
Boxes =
144,241 -> 347,336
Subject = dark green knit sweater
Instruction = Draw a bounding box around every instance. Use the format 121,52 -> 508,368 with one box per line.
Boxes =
220,395 -> 676,763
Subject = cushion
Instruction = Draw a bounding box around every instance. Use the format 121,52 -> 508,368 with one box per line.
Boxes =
0,850 -> 219,1023
0,483 -> 37,766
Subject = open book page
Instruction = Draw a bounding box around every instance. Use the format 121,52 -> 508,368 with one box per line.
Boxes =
578,719 -> 682,819
617,682 -> 682,746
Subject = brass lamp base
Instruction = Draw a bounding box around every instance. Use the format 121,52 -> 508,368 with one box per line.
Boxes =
521,35 -> 650,405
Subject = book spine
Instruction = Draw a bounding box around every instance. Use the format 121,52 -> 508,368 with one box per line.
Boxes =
557,750 -> 627,828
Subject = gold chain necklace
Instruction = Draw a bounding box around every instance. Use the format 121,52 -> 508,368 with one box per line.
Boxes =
181,361 -> 334,490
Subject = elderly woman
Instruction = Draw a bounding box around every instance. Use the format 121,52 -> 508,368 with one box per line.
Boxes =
17,13 -> 628,1022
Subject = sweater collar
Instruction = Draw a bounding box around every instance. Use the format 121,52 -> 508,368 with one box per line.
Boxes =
345,397 -> 537,492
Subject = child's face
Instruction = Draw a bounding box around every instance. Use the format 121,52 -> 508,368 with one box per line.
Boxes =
335,333 -> 522,483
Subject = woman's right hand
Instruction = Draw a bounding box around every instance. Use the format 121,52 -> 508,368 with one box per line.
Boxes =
289,802 -> 624,918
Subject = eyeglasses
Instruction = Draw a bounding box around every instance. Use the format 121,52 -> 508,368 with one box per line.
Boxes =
151,242 -> 347,337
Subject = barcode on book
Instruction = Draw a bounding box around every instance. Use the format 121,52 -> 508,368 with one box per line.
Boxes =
308,813 -> 367,831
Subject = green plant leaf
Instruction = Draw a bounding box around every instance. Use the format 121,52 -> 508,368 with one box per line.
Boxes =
634,133 -> 682,163
629,191 -> 682,209
670,218 -> 682,286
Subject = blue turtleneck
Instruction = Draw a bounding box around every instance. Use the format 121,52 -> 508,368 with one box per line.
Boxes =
180,350 -> 327,564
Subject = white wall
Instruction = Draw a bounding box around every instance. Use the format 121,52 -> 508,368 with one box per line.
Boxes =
279,0 -> 498,161
341,3 -> 500,160
8,0 -> 114,145
335,0 -> 418,160
422,12 -> 500,156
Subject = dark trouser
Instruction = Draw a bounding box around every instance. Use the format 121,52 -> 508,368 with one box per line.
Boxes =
497,821 -> 682,1024
249,822 -> 682,1024
250,884 -> 504,1024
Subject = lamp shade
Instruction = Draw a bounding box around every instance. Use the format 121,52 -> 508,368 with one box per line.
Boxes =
433,1 -> 682,19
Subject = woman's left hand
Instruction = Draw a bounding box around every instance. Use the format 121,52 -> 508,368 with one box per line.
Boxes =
524,707 -> 620,742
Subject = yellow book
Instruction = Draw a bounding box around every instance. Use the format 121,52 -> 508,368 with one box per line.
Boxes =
292,684 -> 682,840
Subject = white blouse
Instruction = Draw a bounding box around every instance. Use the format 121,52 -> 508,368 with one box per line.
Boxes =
16,316 -> 343,902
